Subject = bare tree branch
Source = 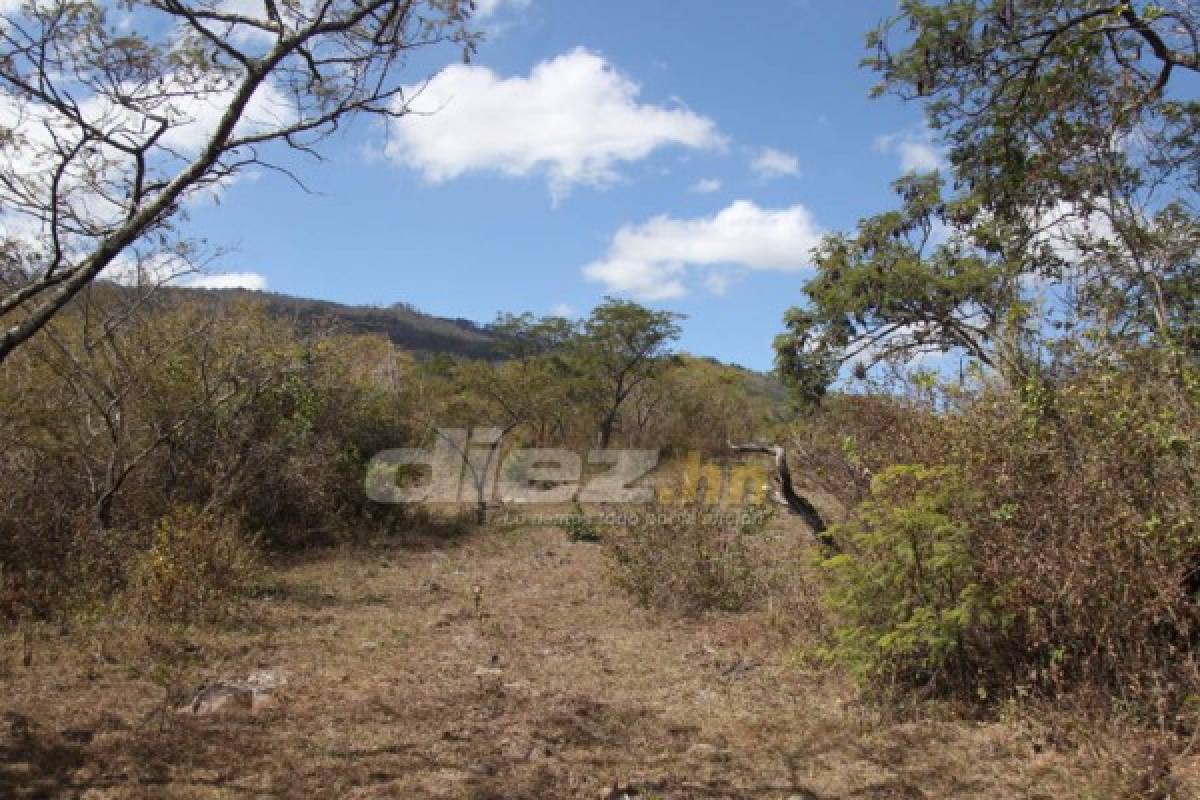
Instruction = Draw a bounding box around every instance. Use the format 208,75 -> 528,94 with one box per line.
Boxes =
0,0 -> 477,363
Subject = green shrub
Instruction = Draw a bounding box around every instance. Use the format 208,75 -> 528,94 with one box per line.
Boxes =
819,465 -> 1004,690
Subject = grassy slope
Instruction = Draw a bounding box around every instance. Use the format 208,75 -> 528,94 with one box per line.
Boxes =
3,519 -> 1197,798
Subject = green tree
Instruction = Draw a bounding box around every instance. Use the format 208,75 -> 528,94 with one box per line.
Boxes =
776,1 -> 1199,402
573,298 -> 683,448
490,312 -> 577,362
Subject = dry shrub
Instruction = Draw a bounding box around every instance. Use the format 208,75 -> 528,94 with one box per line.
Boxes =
787,391 -> 941,510
606,504 -> 775,615
0,293 -> 421,622
820,352 -> 1200,719
124,507 -> 259,623
957,358 -> 1200,712
388,504 -> 480,543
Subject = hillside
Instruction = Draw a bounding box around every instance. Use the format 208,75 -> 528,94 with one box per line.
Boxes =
155,287 -> 790,405
165,287 -> 506,361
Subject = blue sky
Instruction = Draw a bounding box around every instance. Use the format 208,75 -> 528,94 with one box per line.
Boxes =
184,1 -> 937,371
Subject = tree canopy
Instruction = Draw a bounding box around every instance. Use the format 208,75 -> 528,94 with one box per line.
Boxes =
776,0 -> 1199,404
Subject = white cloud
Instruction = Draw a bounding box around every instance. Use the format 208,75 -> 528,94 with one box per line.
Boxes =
897,141 -> 943,173
100,257 -> 266,292
583,200 -> 824,300
702,270 -> 735,296
0,73 -> 294,235
690,177 -> 721,194
184,271 -> 268,290
874,131 -> 946,173
387,48 -> 724,198
101,253 -> 267,291
473,0 -> 531,19
100,251 -> 195,287
150,80 -> 296,154
750,147 -> 800,179
550,302 -> 574,317
846,321 -> 952,372
1037,202 -> 1115,248
585,258 -> 687,300
214,0 -> 276,43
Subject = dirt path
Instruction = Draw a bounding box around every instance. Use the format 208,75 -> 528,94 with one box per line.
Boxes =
2,523 -> 1192,798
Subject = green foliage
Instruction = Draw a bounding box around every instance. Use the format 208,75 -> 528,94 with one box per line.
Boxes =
867,0 -> 1198,208
820,465 -> 1001,687
777,1 -> 1198,404
490,311 -> 577,358
574,297 -> 686,447
774,171 -> 1034,401
815,350 -> 1199,709
419,297 -> 706,453
647,355 -> 785,456
777,6 -> 1198,715
560,510 -> 602,543
773,307 -> 845,409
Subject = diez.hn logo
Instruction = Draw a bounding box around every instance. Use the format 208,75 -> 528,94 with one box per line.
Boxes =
364,427 -> 769,507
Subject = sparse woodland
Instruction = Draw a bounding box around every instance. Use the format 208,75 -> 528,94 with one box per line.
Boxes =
1,1 -> 1199,797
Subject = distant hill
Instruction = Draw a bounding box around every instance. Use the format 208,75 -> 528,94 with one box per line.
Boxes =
163,287 -> 506,360
142,287 -> 789,404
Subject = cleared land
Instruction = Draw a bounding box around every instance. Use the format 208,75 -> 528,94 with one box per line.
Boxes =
3,520 -> 1197,798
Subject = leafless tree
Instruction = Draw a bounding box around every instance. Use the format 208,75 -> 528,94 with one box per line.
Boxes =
0,0 -> 478,364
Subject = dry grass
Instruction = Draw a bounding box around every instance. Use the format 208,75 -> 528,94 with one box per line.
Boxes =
2,519 -> 1198,799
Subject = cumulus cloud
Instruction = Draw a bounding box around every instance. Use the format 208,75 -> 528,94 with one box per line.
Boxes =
702,271 -> 734,295
550,302 -> 574,317
150,80 -> 296,154
874,130 -> 946,173
750,147 -> 800,179
387,48 -> 724,198
11,73 -> 294,160
583,200 -> 824,300
213,0 -> 277,43
1035,201 -> 1117,258
184,272 -> 268,290
689,178 -> 721,194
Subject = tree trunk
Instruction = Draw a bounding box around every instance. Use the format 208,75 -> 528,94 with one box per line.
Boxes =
729,441 -> 839,553
598,410 -> 617,449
